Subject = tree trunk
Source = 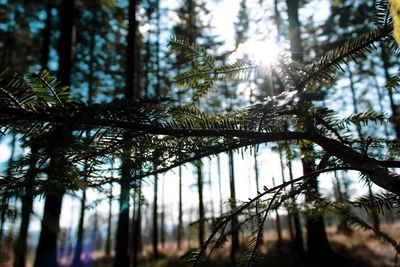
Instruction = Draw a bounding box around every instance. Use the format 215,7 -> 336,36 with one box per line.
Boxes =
33,0 -> 75,266
285,0 -> 332,262
196,160 -> 205,246
33,193 -> 64,267
334,172 -> 352,236
177,166 -> 183,249
160,176 -> 165,248
228,151 -> 239,260
131,180 -> 142,267
105,187 -> 113,258
152,175 -> 159,259
279,149 -> 294,240
72,12 -> 96,264
13,142 -> 37,267
114,0 -> 138,265
254,149 -> 264,244
71,188 -> 86,267
125,0 -> 138,100
14,10 -> 51,265
113,158 -> 131,267
272,177 -> 282,244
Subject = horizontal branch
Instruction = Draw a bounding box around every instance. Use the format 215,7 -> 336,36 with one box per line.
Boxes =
1,105 -> 400,194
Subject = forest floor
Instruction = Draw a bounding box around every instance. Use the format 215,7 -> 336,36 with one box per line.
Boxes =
1,223 -> 399,267
95,223 -> 400,267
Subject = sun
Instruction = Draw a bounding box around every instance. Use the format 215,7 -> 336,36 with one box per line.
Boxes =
232,37 -> 281,65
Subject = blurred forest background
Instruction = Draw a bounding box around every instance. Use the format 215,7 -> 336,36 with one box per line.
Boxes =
1,0 -> 400,267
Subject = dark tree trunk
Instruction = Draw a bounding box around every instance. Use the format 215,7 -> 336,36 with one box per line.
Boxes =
152,175 -> 159,259
279,149 -> 294,240
114,0 -> 138,265
196,160 -> 205,246
334,172 -> 352,236
125,0 -> 138,100
113,158 -> 131,267
71,189 -> 86,267
33,0 -> 75,266
272,177 -> 282,245
303,159 -> 332,263
132,180 -> 142,267
15,9 -> 51,264
105,187 -> 113,257
253,149 -> 264,244
72,13 -> 96,264
228,151 -> 239,260
160,176 -> 165,248
285,0 -> 332,262
177,166 -> 183,249
13,184 -> 34,267
33,193 -> 64,267
14,144 -> 37,267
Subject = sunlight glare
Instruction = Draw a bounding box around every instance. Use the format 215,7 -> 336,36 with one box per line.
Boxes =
233,37 -> 281,65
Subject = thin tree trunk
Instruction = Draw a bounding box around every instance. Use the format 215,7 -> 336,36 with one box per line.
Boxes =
177,166 -> 183,249
272,176 -> 282,244
14,184 -> 34,267
160,176 -> 165,248
72,13 -> 96,264
152,175 -> 159,259
14,143 -> 37,267
253,148 -> 263,244
71,188 -> 86,267
105,186 -> 113,258
125,0 -> 138,100
334,172 -> 352,235
196,160 -> 205,246
279,149 -> 294,240
228,151 -> 239,260
287,157 -> 304,254
132,180 -> 142,267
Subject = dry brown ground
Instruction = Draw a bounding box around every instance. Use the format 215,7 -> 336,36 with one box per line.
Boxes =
2,223 -> 400,267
